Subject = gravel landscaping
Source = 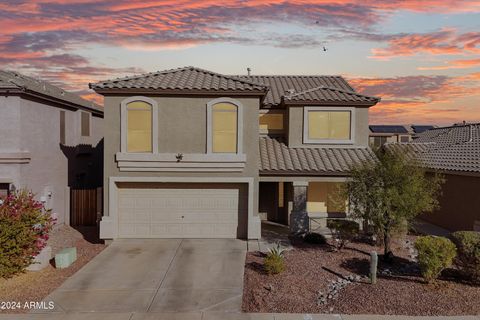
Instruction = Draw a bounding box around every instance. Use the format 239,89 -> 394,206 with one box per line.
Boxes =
243,235 -> 480,316
0,225 -> 105,314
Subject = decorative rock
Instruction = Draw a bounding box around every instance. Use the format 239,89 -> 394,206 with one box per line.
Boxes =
27,246 -> 52,271
55,247 -> 77,269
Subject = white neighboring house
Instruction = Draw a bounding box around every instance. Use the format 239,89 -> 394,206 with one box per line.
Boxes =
0,70 -> 103,225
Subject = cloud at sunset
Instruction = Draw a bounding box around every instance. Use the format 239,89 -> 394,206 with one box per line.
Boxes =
349,73 -> 480,124
0,0 -> 479,124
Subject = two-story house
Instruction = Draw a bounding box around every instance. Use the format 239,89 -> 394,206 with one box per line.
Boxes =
89,67 -> 379,240
0,70 -> 103,226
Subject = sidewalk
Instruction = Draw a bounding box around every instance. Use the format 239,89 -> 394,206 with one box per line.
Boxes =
0,312 -> 479,319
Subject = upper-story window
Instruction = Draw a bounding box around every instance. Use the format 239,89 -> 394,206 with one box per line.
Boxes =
207,98 -> 243,154
121,97 -> 158,153
303,106 -> 355,144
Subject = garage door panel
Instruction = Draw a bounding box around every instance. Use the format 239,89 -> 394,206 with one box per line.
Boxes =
117,184 -> 244,238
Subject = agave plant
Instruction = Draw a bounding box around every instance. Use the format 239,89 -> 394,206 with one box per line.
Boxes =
267,242 -> 286,258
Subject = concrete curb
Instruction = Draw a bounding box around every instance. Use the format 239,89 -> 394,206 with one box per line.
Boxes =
0,312 -> 479,320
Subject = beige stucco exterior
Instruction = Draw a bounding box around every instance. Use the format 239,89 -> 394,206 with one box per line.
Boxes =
0,95 -> 103,225
287,105 -> 370,148
101,95 -> 261,239
421,173 -> 480,231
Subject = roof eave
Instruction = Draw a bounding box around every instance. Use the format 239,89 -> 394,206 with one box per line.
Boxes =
90,87 -> 269,97
0,88 -> 103,115
283,99 -> 379,107
259,170 -> 351,176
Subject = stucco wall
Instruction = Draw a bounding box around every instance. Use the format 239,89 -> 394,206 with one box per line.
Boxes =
0,96 -> 22,184
421,173 -> 480,231
103,95 -> 261,217
0,95 -> 103,225
287,106 -> 370,148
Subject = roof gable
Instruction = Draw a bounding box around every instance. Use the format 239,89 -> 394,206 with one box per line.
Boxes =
284,85 -> 379,105
236,75 -> 377,107
90,66 -> 268,93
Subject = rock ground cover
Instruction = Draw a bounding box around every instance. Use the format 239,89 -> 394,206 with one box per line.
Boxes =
0,225 -> 105,314
243,234 -> 480,315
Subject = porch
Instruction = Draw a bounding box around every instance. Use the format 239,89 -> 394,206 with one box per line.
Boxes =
258,178 -> 351,235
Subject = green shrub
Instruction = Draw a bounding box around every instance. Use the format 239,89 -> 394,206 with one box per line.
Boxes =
0,190 -> 55,278
451,231 -> 480,282
327,219 -> 359,250
304,232 -> 327,245
415,236 -> 457,283
264,243 -> 285,275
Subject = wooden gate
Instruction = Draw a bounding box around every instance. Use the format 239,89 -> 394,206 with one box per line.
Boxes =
70,188 -> 101,226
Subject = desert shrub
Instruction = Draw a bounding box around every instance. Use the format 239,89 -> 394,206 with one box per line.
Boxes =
304,232 -> 327,245
0,190 -> 55,278
327,219 -> 359,250
451,231 -> 480,282
415,236 -> 456,283
264,243 -> 285,275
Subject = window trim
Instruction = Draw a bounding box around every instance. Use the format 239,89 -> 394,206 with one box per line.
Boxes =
303,106 -> 355,144
120,96 -> 158,154
206,97 -> 243,154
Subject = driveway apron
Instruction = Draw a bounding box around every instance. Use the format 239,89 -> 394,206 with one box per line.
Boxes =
36,239 -> 247,314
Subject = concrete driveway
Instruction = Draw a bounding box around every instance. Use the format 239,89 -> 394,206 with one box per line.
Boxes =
40,239 -> 247,314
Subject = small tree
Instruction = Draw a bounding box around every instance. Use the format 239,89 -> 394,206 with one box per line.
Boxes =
343,150 -> 444,259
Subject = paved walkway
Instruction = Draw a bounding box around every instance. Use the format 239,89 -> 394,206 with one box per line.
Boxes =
32,239 -> 247,314
1,312 -> 479,319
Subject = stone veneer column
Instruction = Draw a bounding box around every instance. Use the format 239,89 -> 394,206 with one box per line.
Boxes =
289,181 -> 309,235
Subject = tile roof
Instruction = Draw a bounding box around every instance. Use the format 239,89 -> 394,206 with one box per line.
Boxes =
236,74 -> 378,107
90,66 -> 268,93
385,123 -> 480,173
0,70 -> 102,113
283,85 -> 379,105
259,136 -> 376,175
369,125 -> 409,134
90,67 -> 379,107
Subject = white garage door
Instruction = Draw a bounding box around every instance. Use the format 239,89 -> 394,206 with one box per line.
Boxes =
117,184 -> 244,238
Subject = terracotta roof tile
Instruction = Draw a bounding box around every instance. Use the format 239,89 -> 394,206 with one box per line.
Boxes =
90,66 -> 268,93
385,123 -> 480,173
259,136 -> 376,175
237,75 -> 378,107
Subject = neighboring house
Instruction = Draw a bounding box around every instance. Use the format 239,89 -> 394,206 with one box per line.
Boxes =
0,70 -> 103,226
89,66 -> 379,240
369,124 -> 436,149
386,123 -> 480,232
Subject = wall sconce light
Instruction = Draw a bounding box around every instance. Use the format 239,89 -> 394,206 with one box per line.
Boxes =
176,153 -> 184,162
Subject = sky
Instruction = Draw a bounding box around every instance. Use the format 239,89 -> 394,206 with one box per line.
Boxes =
1,0 -> 479,125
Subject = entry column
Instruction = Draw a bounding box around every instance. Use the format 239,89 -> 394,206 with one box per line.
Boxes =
289,181 -> 309,235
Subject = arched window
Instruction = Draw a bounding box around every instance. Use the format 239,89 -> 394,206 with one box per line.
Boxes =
121,97 -> 158,153
207,98 -> 243,154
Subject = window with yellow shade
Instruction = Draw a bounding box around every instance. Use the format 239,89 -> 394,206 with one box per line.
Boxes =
259,112 -> 284,132
127,101 -> 152,153
304,107 -> 353,143
212,102 -> 237,153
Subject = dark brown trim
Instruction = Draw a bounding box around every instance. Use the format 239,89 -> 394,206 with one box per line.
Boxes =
260,171 -> 350,177
91,88 -> 268,97
0,88 -> 103,116
283,100 -> 378,107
